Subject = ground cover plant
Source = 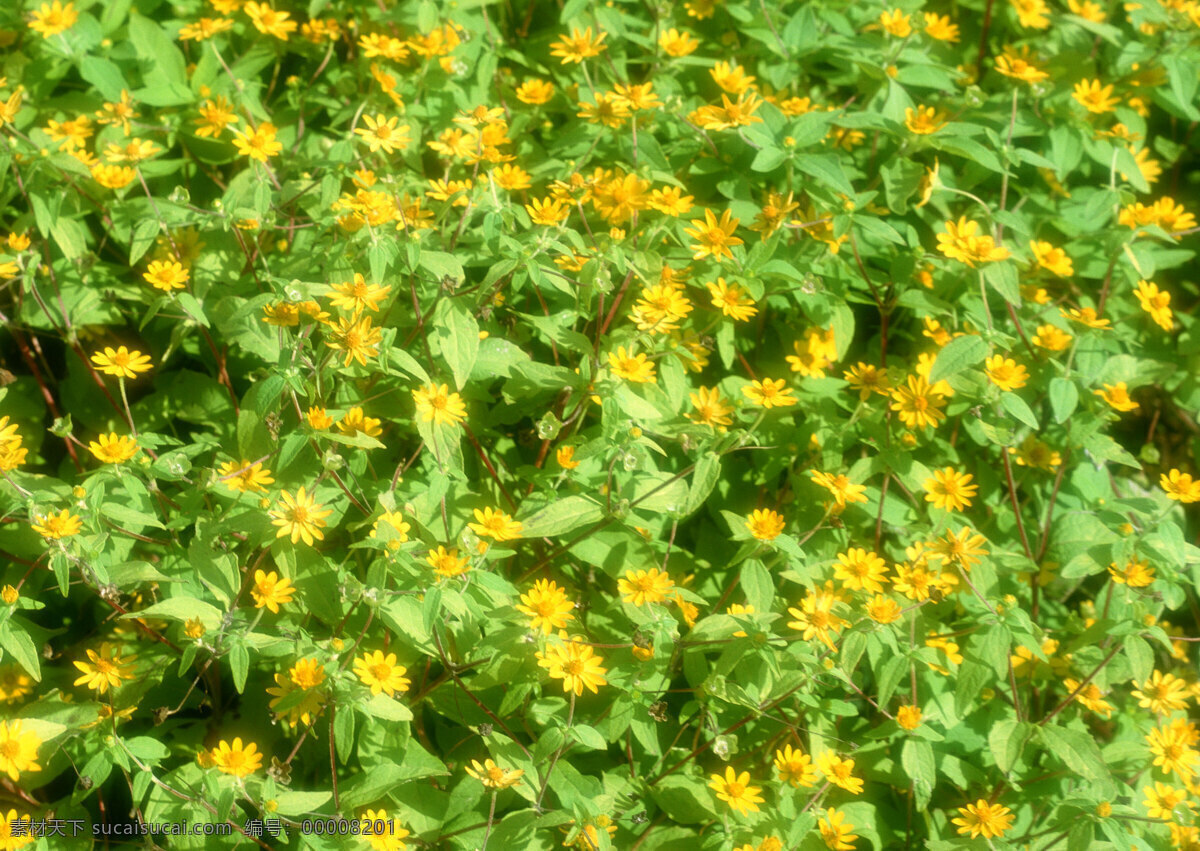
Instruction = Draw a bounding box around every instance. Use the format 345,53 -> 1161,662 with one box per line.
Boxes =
0,0 -> 1199,847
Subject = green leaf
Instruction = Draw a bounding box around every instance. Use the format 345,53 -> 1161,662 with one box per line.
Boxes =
983,262 -> 1021,304
1038,724 -> 1111,784
1125,635 -> 1153,685
0,623 -> 41,681
229,642 -> 249,694
901,738 -> 935,811
1049,378 -> 1078,424
649,775 -> 713,824
740,561 -> 773,612
436,300 -> 479,390
682,453 -> 720,517
129,13 -> 189,92
127,597 -> 224,630
989,718 -> 1030,775
1084,433 -> 1141,469
929,334 -> 989,383
1001,393 -> 1039,429
360,693 -> 413,722
794,153 -> 855,197
518,495 -> 604,538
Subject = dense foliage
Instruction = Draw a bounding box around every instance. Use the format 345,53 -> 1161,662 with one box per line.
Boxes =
1,0 -> 1200,848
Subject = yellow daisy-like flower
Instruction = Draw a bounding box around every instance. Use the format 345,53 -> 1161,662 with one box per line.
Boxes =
466,758 -> 525,789
426,545 -> 470,579
890,375 -> 946,430
536,639 -> 608,695
924,467 -> 978,512
269,487 -> 333,546
745,508 -> 785,541
706,278 -> 757,321
819,808 -> 858,850
354,114 -> 411,155
1072,79 -> 1119,114
72,643 -> 136,694
88,433 -> 139,464
413,383 -> 468,427
1161,469 -> 1200,503
953,799 -> 1014,839
516,579 -> 575,634
810,470 -> 869,509
607,346 -> 657,383
0,721 -> 41,782
29,1 -> 78,37
31,508 -> 82,540
618,568 -> 675,606
684,209 -> 743,261
897,705 -> 923,730
216,459 -> 275,493
251,569 -> 295,614
816,751 -> 864,794
774,744 -> 818,787
231,121 -> 283,162
469,507 -> 523,542
834,547 -> 889,593
688,386 -> 734,430
208,738 -> 263,778
708,767 -> 764,816
985,355 -> 1029,391
143,260 -> 189,292
0,808 -> 35,848
904,105 -> 946,135
353,651 -> 411,697
1095,382 -> 1138,412
91,346 -> 153,379
742,378 -> 797,409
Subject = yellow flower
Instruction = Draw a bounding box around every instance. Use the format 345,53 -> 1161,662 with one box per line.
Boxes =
337,407 -> 383,440
1134,280 -> 1173,331
897,705 -> 922,730
659,27 -> 699,57
1095,382 -> 1138,412
1010,436 -> 1061,471
879,8 -> 912,37
1010,0 -> 1050,28
536,639 -> 607,695
843,362 -> 891,401
469,507 -> 523,542
607,346 -> 657,383
73,643 -> 136,693
1030,241 -> 1073,277
413,384 -> 467,427
1162,469 -> 1200,504
251,569 -> 295,613
329,273 -> 390,314
923,12 -> 960,41
195,96 -> 237,138
953,799 -> 1015,839
1148,720 -> 1200,780
706,278 -> 757,321
0,665 -> 34,703
1072,79 -> 1119,114
549,27 -> 607,64
516,579 -> 575,634
708,767 -> 764,816
466,759 -> 525,789
1,586 -> 17,605
905,105 -> 947,135
1031,324 -> 1072,352
745,508 -> 785,541
985,355 -> 1029,391
1068,0 -> 1106,20
143,260 -> 189,292
688,386 -> 734,430
555,446 -> 580,469
231,122 -> 283,162
354,114 -> 411,154
31,508 -> 82,539
525,196 -> 571,226
216,459 -> 275,493
936,217 -> 1010,266
515,79 -> 554,104
208,738 -> 263,777
91,346 -> 153,378
866,594 -> 903,623
353,651 -> 410,697
924,467 -> 978,512
307,406 -> 335,430
88,433 -> 139,464
774,744 -> 818,787
819,808 -> 858,850
995,45 -> 1050,83
834,547 -> 889,593
788,584 -> 849,650
890,375 -> 946,430
684,209 -> 743,261
244,2 -> 296,39
0,721 -> 41,781
269,487 -> 332,546
1063,678 -> 1113,717
816,751 -> 864,794
179,16 -> 234,41
810,470 -> 868,509
742,378 -> 797,409
360,809 -> 410,851
29,1 -> 77,37
618,568 -> 675,606
426,545 -> 470,579
370,511 -> 410,549
184,618 -> 206,640
1143,782 -> 1193,821
325,315 -> 382,367
1132,671 -> 1189,715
